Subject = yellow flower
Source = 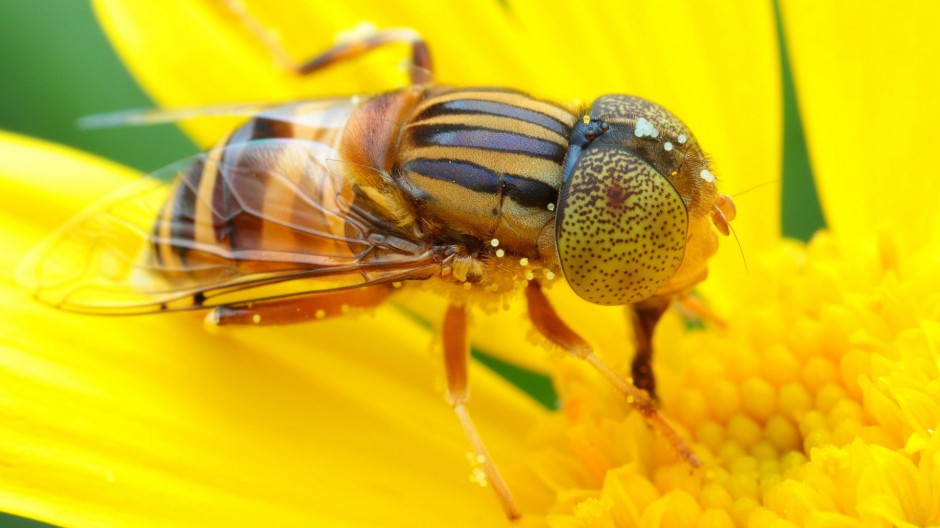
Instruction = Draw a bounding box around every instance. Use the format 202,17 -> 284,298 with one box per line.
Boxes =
1,1 -> 939,528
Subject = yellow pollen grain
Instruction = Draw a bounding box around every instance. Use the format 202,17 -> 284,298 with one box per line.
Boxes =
801,357 -> 839,392
832,420 -> 864,446
789,317 -> 823,360
780,450 -> 808,474
727,471 -> 759,500
707,379 -> 741,422
495,249 -> 505,258
699,482 -> 734,510
749,440 -> 778,461
740,377 -> 777,421
392,281 -> 403,288
653,465 -> 702,497
469,467 -> 487,487
490,238 -> 499,247
814,383 -> 848,413
797,410 -> 827,437
777,382 -> 812,421
547,202 -> 555,211
727,453 -> 758,474
251,313 -> 261,324
762,344 -> 800,385
651,490 -> 701,528
525,271 -> 535,281
730,496 -> 760,527
695,419 -> 726,452
717,441 -> 745,465
764,415 -> 801,452
340,304 -> 350,314
544,270 -> 555,280
839,348 -> 868,399
674,388 -> 708,427
698,508 -> 735,528
827,399 -> 864,429
727,414 -> 763,448
802,427 -> 832,451
315,309 -> 326,319
519,258 -> 529,267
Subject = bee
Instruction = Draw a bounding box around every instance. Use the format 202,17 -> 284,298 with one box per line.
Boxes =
22,26 -> 736,522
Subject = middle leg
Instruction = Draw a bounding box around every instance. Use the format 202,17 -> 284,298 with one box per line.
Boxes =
442,304 -> 521,523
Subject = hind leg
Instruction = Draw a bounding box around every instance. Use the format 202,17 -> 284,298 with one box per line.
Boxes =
222,0 -> 433,84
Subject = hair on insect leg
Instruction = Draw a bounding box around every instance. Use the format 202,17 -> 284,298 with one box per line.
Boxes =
442,304 -> 522,523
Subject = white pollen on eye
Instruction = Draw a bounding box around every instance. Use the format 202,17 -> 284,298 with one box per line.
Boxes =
633,117 -> 660,138
664,142 -> 673,151
678,134 -> 688,144
251,313 -> 261,324
495,249 -> 505,258
315,309 -> 326,319
700,168 -> 716,183
490,238 -> 500,247
519,258 -> 529,267
547,202 -> 555,211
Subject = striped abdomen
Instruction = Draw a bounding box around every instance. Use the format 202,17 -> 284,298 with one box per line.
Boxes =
397,88 -> 578,258
150,99 -> 363,278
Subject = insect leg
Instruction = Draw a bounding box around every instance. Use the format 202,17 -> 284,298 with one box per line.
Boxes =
205,286 -> 391,326
222,1 -> 432,84
525,282 -> 700,467
627,299 -> 670,401
295,28 -> 433,85
442,304 -> 521,522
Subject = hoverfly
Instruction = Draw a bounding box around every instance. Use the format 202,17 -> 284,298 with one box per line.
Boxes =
22,24 -> 736,522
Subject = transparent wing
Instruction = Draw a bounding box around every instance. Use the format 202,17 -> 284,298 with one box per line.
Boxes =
78,98 -> 365,130
21,138 -> 436,314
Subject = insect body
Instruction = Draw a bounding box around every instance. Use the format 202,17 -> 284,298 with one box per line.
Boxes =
23,29 -> 735,523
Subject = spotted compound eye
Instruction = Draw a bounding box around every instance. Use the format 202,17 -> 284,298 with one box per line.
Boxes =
555,147 -> 688,305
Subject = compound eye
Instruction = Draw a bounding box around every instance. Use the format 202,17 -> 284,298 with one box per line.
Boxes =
555,147 -> 688,305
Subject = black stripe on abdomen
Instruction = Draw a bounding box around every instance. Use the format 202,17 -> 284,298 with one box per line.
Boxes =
415,99 -> 571,137
403,159 -> 500,193
411,124 -> 565,160
403,158 -> 558,209
168,159 -> 204,263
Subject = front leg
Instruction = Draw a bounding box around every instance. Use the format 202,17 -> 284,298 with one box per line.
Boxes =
525,282 -> 699,467
627,299 -> 670,401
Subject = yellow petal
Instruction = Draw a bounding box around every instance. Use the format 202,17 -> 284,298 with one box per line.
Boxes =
780,1 -> 940,253
92,0 -> 515,146
0,131 -> 545,527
